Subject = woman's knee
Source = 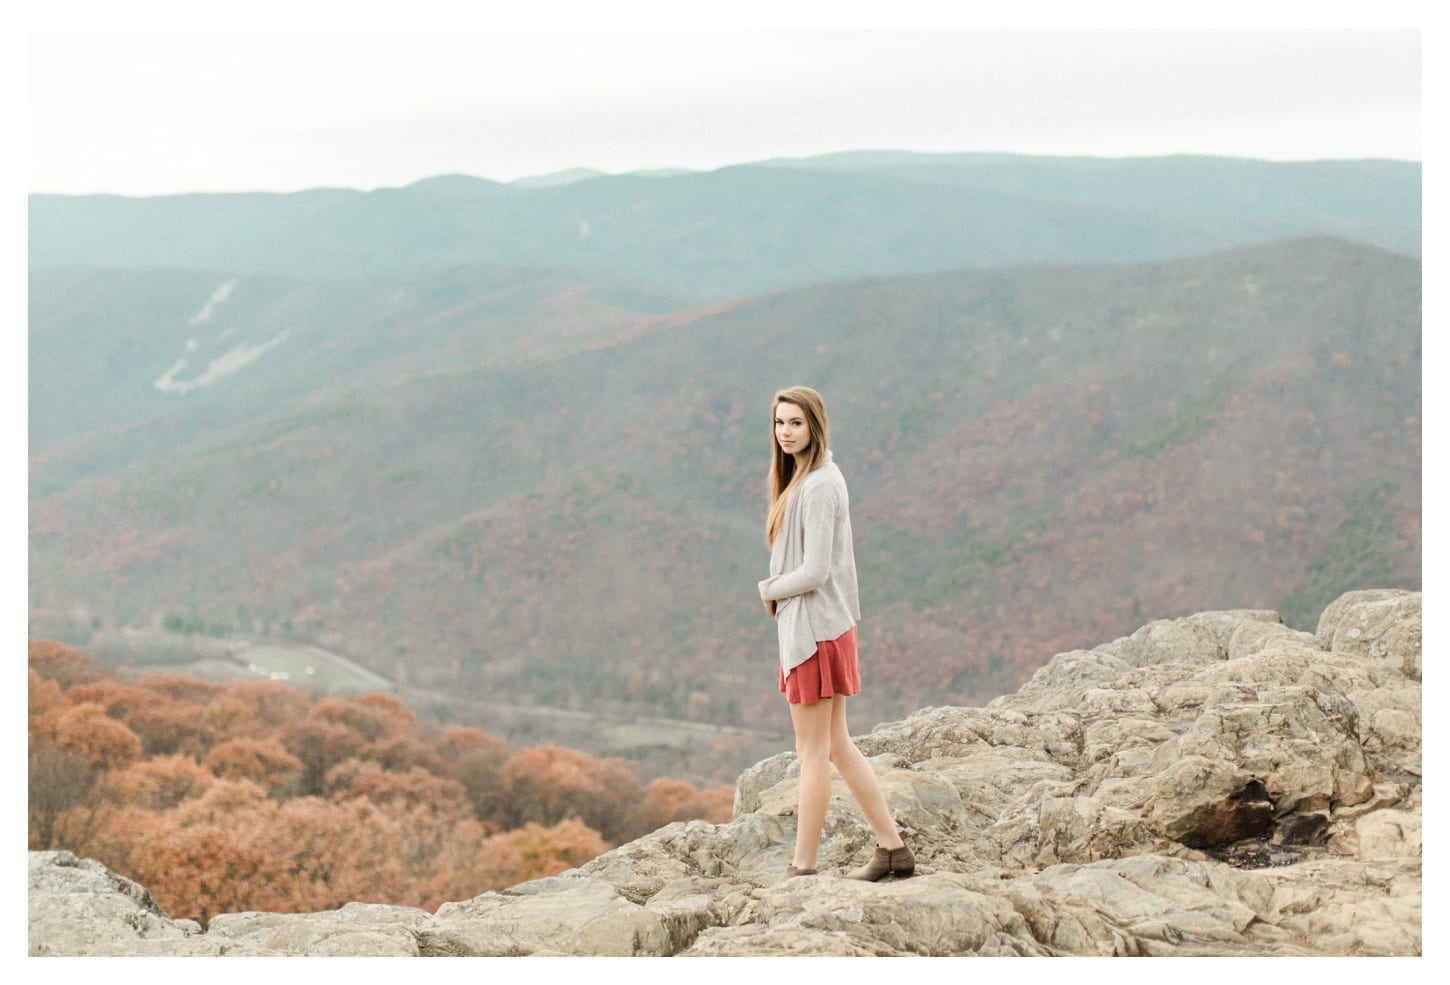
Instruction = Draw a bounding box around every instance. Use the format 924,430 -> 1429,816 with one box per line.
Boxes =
826,722 -> 857,768
796,732 -> 830,765
827,736 -> 863,770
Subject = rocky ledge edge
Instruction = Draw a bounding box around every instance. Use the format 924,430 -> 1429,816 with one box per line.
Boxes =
29,588 -> 1421,957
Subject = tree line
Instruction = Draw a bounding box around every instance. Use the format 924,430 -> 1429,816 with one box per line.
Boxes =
28,640 -> 733,924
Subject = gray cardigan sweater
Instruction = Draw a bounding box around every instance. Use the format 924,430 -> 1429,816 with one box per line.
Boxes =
758,450 -> 862,676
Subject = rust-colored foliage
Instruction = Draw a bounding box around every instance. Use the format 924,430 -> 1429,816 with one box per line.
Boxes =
205,738 -> 304,797
502,744 -> 646,842
196,680 -> 311,746
29,668 -> 62,718
26,640 -> 729,923
369,734 -> 447,775
130,672 -> 225,704
106,754 -> 215,811
33,702 -> 143,774
279,717 -> 370,794
68,680 -> 213,758
29,740 -> 98,850
309,693 -> 416,742
639,777 -> 735,830
441,726 -> 513,827
29,639 -> 107,688
323,760 -> 470,817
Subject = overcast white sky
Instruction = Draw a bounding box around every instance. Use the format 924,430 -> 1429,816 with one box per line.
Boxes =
24,5 -> 1428,196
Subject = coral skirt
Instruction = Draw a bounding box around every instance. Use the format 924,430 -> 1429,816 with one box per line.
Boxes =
779,625 -> 861,704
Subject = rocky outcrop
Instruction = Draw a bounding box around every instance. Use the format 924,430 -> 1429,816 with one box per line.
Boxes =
29,589 -> 1422,956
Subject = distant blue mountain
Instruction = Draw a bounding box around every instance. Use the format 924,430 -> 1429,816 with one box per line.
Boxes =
29,151 -> 1419,302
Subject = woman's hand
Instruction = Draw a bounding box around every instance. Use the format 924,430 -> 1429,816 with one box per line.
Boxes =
763,598 -> 777,619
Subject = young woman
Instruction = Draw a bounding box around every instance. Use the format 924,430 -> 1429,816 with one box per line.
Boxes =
757,385 -> 915,881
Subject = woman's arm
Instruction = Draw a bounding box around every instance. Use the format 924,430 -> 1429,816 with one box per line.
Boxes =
758,482 -> 840,602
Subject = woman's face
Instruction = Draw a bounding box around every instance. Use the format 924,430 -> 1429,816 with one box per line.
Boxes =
774,401 -> 811,457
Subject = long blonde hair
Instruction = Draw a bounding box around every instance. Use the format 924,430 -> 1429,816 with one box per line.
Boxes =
766,386 -> 830,548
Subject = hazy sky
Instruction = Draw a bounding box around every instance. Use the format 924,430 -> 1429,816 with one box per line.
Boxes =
26,9 -> 1425,197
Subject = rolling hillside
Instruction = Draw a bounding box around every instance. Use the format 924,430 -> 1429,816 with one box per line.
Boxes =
29,231 -> 1421,763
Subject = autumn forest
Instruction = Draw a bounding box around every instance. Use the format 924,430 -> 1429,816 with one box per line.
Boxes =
28,640 -> 732,924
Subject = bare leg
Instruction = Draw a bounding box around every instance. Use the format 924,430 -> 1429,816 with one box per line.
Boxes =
826,696 -> 905,850
787,696 -> 834,870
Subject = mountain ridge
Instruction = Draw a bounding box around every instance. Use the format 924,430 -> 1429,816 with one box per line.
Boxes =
29,152 -> 1420,301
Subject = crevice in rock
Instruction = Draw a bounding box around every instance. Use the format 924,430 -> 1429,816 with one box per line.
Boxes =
1177,778 -> 1275,849
1271,812 -> 1330,847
